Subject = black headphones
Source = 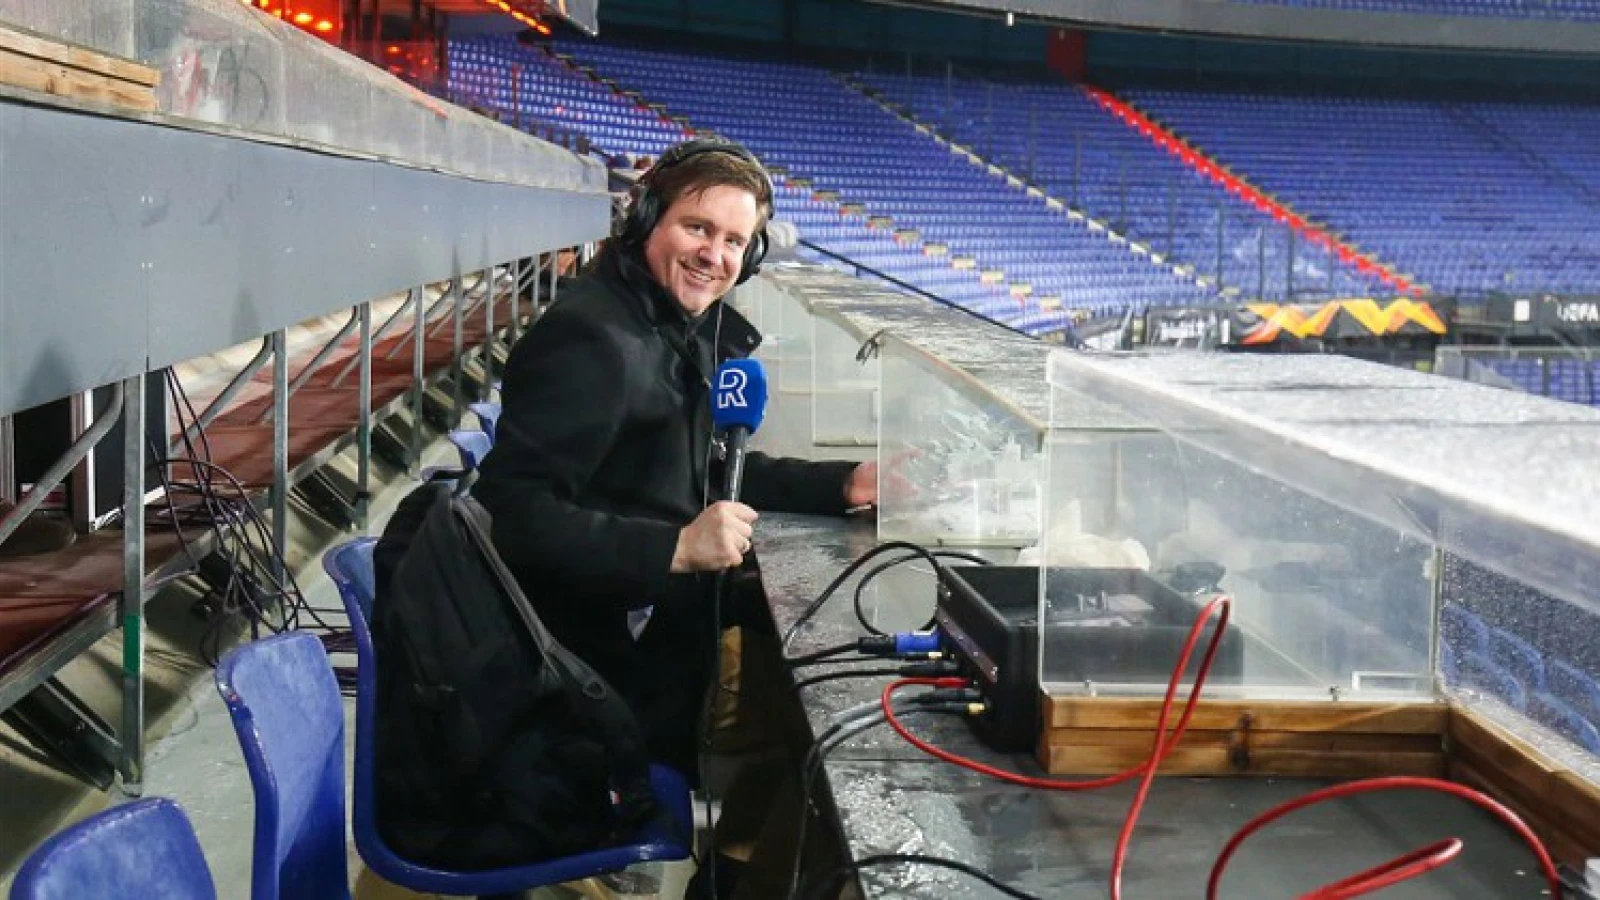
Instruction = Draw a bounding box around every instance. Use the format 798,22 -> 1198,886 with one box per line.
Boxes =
613,138 -> 772,285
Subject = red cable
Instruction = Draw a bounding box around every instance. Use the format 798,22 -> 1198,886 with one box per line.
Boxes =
880,599 -> 1563,900
1299,838 -> 1461,899
1109,596 -> 1232,900
1208,777 -> 1562,899
881,595 -> 1233,900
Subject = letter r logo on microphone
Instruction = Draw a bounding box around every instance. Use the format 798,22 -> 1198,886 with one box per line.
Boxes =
715,367 -> 748,410
711,358 -> 768,434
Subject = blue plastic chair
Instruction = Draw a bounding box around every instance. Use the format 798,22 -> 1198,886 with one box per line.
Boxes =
447,428 -> 493,472
11,798 -> 217,900
1530,692 -> 1600,754
215,632 -> 352,900
1440,602 -> 1491,657
321,539 -> 694,896
1458,651 -> 1529,711
1549,658 -> 1600,722
468,401 -> 503,442
323,538 -> 378,623
1489,627 -> 1547,693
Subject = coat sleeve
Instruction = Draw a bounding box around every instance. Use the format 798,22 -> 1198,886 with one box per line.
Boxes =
473,312 -> 680,606
737,452 -> 858,517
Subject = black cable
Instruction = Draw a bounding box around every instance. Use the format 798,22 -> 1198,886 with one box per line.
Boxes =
696,300 -> 730,896
790,699 -> 976,899
851,549 -> 991,636
158,370 -> 333,668
780,540 -> 960,656
785,641 -> 858,666
166,372 -> 313,625
788,653 -> 897,670
796,853 -> 1044,900
792,668 -> 905,691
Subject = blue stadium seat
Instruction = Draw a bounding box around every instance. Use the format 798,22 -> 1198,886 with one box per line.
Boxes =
1440,602 -> 1491,658
1530,692 -> 1600,754
469,401 -> 502,442
1489,626 -> 1547,693
1457,650 -> 1528,710
11,799 -> 217,900
320,538 -> 694,896
1548,658 -> 1600,722
448,428 -> 493,471
215,632 -> 352,900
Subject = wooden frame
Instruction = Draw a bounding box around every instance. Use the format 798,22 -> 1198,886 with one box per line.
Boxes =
1041,694 -> 1600,862
0,24 -> 158,113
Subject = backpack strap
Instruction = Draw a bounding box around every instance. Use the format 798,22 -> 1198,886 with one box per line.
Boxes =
453,493 -> 561,657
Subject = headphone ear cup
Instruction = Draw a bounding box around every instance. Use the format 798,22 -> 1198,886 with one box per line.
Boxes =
736,228 -> 768,285
619,191 -> 661,249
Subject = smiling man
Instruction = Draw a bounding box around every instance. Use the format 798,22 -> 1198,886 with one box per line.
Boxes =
472,139 -> 872,898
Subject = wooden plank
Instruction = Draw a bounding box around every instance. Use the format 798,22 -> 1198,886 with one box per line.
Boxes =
1448,755 -> 1594,865
1447,708 -> 1600,857
1043,696 -> 1447,735
1043,743 -> 1443,778
1048,727 -> 1442,754
0,23 -> 158,87
0,47 -> 156,112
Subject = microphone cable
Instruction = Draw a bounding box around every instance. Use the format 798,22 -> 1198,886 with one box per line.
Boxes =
697,299 -> 729,899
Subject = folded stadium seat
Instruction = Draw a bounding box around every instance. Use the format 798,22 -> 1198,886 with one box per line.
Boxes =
1488,627 -> 1547,693
1530,692 -> 1600,754
1548,658 -> 1600,722
1457,651 -> 1529,710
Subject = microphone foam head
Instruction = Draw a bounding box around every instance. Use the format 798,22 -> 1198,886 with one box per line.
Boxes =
711,358 -> 768,434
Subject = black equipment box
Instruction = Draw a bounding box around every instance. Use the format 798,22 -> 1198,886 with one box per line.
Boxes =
936,566 -> 1243,753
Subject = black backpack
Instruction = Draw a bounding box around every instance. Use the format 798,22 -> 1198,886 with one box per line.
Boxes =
370,481 -> 663,870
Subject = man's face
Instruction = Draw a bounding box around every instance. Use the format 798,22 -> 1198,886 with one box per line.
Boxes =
643,184 -> 760,317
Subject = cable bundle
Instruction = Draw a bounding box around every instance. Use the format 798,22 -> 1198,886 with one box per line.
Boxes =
781,541 -> 1565,900
135,371 -> 353,678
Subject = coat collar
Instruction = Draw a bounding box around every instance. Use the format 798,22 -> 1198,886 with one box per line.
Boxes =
601,247 -> 762,363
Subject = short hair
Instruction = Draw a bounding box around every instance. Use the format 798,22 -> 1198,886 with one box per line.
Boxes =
646,147 -> 774,235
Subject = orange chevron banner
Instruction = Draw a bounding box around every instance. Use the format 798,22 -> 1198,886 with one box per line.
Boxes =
1241,299 -> 1448,345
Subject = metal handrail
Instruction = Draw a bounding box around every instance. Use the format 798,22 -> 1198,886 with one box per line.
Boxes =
426,274 -> 490,339
332,291 -> 417,387
796,239 -> 1042,340
0,381 -> 125,549
177,336 -> 272,452
287,307 -> 361,395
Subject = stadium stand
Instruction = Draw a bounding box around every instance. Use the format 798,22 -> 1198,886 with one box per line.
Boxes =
853,72 -> 1392,302
1118,88 -> 1600,298
1231,0 -> 1600,21
448,37 -> 1235,331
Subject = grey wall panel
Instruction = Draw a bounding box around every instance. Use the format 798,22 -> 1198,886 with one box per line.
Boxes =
146,127 -> 250,371
453,179 -> 493,276
244,148 -> 378,336
2,102 -> 611,417
893,0 -> 1600,53
369,164 -> 457,295
1,106 -> 151,417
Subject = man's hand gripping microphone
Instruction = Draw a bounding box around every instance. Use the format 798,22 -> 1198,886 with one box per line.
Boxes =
670,359 -> 769,574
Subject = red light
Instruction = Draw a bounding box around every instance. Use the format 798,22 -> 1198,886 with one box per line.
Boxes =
314,19 -> 333,31
293,11 -> 313,24
387,44 -> 401,55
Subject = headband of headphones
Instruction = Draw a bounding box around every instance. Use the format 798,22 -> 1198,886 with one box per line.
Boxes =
614,138 -> 772,285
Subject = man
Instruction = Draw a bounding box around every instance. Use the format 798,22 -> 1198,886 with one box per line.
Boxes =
473,139 -> 874,895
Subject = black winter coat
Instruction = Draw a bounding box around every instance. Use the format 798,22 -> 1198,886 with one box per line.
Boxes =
473,249 -> 855,773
